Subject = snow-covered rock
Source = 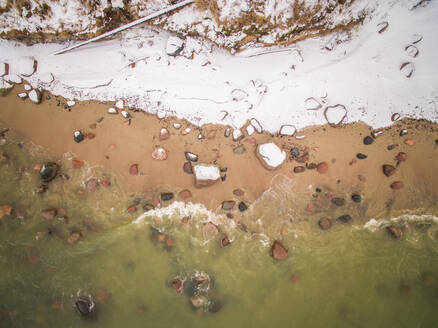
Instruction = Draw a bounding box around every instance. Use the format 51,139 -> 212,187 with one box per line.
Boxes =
17,56 -> 37,76
0,62 -> 8,77
159,128 -> 169,141
279,125 -> 296,136
324,105 -> 347,126
256,142 -> 286,170
250,118 -> 263,133
304,97 -> 322,111
24,84 -> 31,91
173,123 -> 181,129
232,129 -> 243,141
166,36 -> 184,56
108,107 -> 118,114
121,110 -> 130,118
28,89 -> 41,104
17,92 -> 27,99
4,74 -> 22,84
115,99 -> 124,109
67,100 -> 76,107
0,79 -> 13,91
246,125 -> 255,136
193,164 -> 221,187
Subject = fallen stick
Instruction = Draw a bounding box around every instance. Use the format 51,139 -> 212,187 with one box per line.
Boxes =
53,0 -> 194,56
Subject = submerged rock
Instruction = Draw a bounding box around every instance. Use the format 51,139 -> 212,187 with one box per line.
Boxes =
390,181 -> 404,190
271,240 -> 288,261
191,295 -> 208,309
318,217 -> 332,230
129,164 -> 139,175
203,222 -> 219,238
337,215 -> 352,223
386,225 -> 402,239
75,298 -> 95,317
171,277 -> 184,293
220,235 -> 231,248
67,231 -> 82,244
39,162 -> 59,183
42,208 -> 57,220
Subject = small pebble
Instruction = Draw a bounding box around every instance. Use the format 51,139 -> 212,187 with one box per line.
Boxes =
356,153 -> 367,159
363,136 -> 374,145
351,194 -> 362,203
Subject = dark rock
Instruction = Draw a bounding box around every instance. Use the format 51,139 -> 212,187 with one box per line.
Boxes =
42,208 -> 57,220
363,136 -> 374,145
75,298 -> 95,316
129,164 -> 138,175
271,240 -> 288,261
222,200 -> 235,211
337,215 -> 352,223
183,162 -> 193,174
73,131 -> 85,143
220,235 -> 231,248
238,202 -> 248,212
395,152 -> 407,162
221,174 -> 227,181
390,181 -> 403,190
435,139 -> 438,146
316,187 -> 322,193
387,144 -> 398,151
331,197 -> 345,206
289,147 -> 300,158
351,194 -> 362,203
39,162 -> 59,183
356,153 -> 367,159
386,225 -> 402,239
383,164 -> 396,177
191,295 -> 208,309
318,217 -> 332,230
306,162 -> 317,170
294,166 -> 305,173
399,129 -> 408,137
184,152 -> 198,162
220,167 -> 227,173
0,152 -> 8,162
161,192 -> 174,201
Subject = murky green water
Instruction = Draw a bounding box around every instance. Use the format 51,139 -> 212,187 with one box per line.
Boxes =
1,131 -> 438,328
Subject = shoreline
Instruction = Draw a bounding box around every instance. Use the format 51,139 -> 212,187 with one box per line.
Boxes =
1,87 -> 438,236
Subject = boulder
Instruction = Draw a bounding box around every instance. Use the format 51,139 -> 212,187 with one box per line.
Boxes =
166,36 -> 184,56
39,162 -> 59,183
193,164 -> 221,187
382,164 -> 396,177
161,192 -> 174,201
256,142 -> 286,170
337,215 -> 352,223
222,200 -> 235,211
294,166 -> 305,173
363,136 -> 374,145
395,152 -> 407,162
271,240 -> 288,261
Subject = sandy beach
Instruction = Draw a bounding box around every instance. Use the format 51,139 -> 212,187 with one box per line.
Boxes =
1,86 -> 437,233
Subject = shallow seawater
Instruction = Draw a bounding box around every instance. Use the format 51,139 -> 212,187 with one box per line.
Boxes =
1,132 -> 438,328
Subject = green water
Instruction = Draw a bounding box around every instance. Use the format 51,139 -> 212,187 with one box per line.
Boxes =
1,133 -> 438,328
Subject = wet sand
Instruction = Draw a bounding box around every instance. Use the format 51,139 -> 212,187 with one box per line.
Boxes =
1,84 -> 438,228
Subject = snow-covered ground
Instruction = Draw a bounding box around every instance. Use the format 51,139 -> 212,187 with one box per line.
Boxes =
0,0 -> 437,133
